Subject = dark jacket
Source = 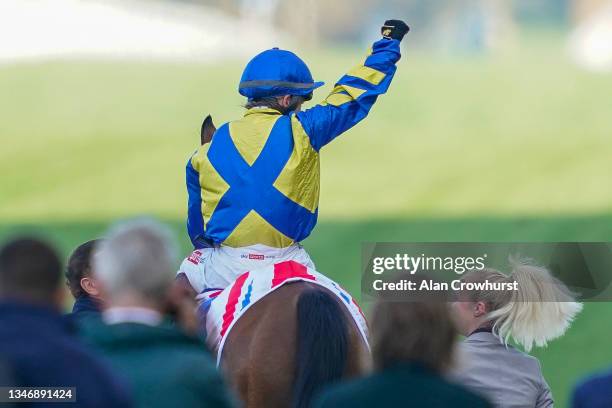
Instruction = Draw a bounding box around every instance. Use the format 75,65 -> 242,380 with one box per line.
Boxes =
0,301 -> 132,408
572,369 -> 612,408
313,362 -> 491,408
66,295 -> 102,323
80,319 -> 234,408
0,358 -> 14,387
71,295 -> 102,315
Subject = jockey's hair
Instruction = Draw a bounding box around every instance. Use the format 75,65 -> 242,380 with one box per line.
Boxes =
94,218 -> 177,303
244,95 -> 307,114
461,256 -> 583,352
371,273 -> 456,373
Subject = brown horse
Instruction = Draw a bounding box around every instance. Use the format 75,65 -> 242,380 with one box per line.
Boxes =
220,281 -> 370,408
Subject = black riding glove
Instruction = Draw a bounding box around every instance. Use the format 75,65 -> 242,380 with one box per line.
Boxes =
381,20 -> 410,41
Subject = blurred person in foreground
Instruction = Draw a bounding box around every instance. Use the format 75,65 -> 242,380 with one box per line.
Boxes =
314,274 -> 491,408
572,367 -> 612,407
0,237 -> 132,407
65,239 -> 104,320
80,219 -> 234,408
451,257 -> 583,408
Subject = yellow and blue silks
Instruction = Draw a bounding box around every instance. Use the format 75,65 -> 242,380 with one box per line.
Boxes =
186,38 -> 401,249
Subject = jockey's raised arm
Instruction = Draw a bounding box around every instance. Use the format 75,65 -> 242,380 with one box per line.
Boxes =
295,37 -> 402,151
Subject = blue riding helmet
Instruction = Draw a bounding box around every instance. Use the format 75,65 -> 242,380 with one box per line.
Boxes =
239,47 -> 324,100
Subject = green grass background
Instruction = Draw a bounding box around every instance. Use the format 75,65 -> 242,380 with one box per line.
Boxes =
1,34 -> 611,407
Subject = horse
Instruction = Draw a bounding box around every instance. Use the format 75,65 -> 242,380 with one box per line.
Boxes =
176,266 -> 370,408
175,117 -> 371,407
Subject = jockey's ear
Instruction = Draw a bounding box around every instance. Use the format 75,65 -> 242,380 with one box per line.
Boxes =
201,115 -> 216,145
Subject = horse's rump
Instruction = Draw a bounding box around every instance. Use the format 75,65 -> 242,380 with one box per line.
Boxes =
221,281 -> 370,408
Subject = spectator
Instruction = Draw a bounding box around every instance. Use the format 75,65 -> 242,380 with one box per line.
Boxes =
65,239 -> 104,320
451,257 -> 582,408
0,237 -> 132,407
81,219 -> 234,408
314,274 -> 491,408
572,369 -> 612,408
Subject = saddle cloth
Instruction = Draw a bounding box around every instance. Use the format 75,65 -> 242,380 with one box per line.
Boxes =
205,260 -> 369,366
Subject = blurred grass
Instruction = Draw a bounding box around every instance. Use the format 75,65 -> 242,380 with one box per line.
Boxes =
1,33 -> 611,408
1,35 -> 611,220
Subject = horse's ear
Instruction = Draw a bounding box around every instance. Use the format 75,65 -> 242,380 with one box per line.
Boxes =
201,115 -> 216,145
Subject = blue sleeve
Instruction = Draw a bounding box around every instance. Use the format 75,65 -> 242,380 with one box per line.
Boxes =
296,38 -> 401,151
186,156 -> 205,247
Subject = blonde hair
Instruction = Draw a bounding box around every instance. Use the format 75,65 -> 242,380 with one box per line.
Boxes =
461,256 -> 582,352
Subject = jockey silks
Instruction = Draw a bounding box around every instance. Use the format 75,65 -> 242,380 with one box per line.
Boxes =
186,38 -> 402,248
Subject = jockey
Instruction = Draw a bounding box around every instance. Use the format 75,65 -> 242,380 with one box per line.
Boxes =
180,20 -> 410,297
